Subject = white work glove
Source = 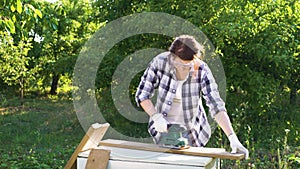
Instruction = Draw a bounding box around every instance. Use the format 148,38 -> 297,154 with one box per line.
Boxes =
151,113 -> 169,133
228,133 -> 249,159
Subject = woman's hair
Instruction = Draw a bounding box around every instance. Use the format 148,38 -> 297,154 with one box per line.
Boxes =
169,35 -> 203,60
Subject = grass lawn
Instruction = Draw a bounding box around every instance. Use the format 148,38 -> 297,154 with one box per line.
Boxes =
0,97 -> 85,169
0,95 -> 299,168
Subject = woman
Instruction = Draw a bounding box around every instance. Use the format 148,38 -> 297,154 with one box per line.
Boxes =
135,35 -> 249,159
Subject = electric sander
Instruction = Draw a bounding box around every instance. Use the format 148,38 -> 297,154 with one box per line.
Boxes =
159,124 -> 190,150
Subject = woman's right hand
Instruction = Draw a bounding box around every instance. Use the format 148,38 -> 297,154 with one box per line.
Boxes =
151,113 -> 169,133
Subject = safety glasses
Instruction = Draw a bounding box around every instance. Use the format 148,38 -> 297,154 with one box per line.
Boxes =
171,57 -> 194,69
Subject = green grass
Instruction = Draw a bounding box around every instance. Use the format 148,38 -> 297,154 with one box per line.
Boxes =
0,97 -> 84,169
0,94 -> 299,169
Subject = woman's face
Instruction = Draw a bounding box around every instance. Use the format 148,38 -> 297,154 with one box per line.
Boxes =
172,56 -> 194,71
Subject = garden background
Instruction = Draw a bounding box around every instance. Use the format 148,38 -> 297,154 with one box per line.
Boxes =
0,0 -> 299,168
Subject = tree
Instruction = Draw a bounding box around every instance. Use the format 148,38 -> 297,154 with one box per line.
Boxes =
0,0 -> 42,103
0,32 -> 32,104
38,0 -> 98,95
202,0 -> 300,110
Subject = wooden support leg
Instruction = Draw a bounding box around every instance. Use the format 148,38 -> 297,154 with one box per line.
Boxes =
64,123 -> 110,169
85,149 -> 111,169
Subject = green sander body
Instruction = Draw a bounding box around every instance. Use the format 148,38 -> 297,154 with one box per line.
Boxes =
159,124 -> 189,149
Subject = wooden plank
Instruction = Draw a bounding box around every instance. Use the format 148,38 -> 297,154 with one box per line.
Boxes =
85,149 -> 111,169
64,123 -> 110,169
99,139 -> 244,160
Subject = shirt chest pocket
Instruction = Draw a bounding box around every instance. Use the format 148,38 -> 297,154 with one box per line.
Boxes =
158,74 -> 175,95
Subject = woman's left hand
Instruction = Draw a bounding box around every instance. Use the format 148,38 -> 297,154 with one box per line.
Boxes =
228,133 -> 249,159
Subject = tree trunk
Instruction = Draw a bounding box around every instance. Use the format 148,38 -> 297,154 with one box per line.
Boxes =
50,74 -> 60,95
19,77 -> 24,106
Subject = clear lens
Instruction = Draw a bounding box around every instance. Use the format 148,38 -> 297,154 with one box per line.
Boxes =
171,57 -> 194,69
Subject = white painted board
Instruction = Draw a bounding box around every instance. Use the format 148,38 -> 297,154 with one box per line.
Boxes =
77,146 -> 218,169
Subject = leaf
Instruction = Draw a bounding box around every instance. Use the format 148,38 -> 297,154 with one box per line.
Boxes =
5,19 -> 15,34
16,0 -> 22,14
35,9 -> 43,19
12,15 -> 17,23
10,5 -> 15,12
51,23 -> 58,30
232,32 -> 237,38
26,4 -> 35,12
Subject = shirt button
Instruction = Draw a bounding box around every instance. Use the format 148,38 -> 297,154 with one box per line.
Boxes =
163,112 -> 167,116
168,101 -> 172,105
172,89 -> 176,93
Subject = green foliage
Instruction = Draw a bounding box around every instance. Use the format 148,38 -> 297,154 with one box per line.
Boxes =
0,0 -> 299,168
0,0 -> 45,101
0,32 -> 32,86
206,105 -> 300,168
203,0 -> 299,109
96,34 -> 170,88
91,0 -> 299,111
36,0 -> 102,94
0,31 -> 34,103
0,0 -> 43,37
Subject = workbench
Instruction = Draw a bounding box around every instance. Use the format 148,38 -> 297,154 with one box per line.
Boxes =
77,145 -> 219,169
64,123 -> 244,169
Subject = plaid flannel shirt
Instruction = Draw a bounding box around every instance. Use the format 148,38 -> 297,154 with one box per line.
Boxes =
135,52 -> 226,146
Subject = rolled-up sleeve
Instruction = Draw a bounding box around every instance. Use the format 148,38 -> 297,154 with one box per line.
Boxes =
135,59 -> 159,106
201,63 -> 227,117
